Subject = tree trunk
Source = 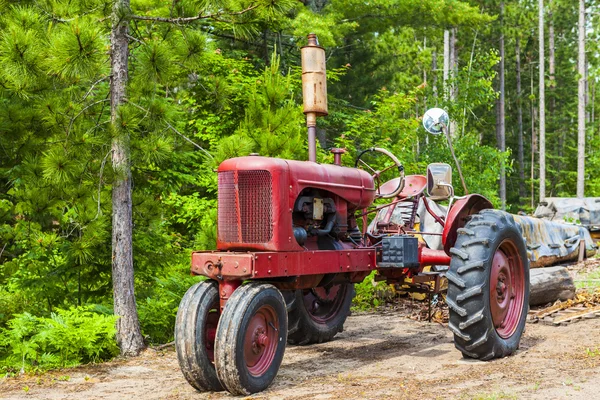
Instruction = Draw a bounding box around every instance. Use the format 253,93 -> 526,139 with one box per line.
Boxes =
110,0 -> 145,356
592,80 -> 596,137
531,62 -> 537,210
577,0 -> 586,198
498,2 -> 506,210
548,0 -> 555,85
548,0 -> 561,194
516,37 -> 525,205
450,27 -> 458,101
443,29 -> 450,100
538,0 -> 546,203
449,28 -> 458,136
432,49 -> 438,100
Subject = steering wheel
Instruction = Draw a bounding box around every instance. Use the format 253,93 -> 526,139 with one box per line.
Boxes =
354,147 -> 405,199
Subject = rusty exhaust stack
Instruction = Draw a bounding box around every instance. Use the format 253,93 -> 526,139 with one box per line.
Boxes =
301,34 -> 328,162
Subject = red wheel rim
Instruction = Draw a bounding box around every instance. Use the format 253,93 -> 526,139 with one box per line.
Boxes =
489,240 -> 525,339
243,305 -> 279,377
204,305 -> 219,363
303,284 -> 345,323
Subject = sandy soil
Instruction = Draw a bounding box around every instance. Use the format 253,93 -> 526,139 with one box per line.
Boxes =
2,306 -> 600,400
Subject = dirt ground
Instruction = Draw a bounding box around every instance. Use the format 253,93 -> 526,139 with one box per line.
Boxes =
2,305 -> 600,400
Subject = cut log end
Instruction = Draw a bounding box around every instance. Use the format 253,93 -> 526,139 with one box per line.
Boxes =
529,266 -> 576,307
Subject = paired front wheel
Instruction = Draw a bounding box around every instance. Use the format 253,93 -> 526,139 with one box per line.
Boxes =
175,281 -> 353,395
175,281 -> 287,395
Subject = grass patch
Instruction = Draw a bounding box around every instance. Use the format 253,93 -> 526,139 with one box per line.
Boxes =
584,347 -> 600,358
575,268 -> 600,291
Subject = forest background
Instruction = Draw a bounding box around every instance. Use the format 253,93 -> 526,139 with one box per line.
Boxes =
1,0 -> 599,371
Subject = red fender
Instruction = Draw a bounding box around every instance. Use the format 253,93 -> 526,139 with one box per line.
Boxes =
442,194 -> 493,254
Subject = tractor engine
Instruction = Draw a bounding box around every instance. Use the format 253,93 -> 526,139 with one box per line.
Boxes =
216,155 -> 376,252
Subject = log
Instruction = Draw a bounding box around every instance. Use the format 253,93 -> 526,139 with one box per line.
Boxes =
529,266 -> 576,306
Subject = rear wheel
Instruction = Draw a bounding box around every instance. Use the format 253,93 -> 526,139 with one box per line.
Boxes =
286,283 -> 354,345
446,209 -> 529,360
175,280 -> 222,392
214,283 -> 287,395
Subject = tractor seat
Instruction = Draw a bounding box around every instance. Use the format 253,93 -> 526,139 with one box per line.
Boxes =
380,175 -> 427,199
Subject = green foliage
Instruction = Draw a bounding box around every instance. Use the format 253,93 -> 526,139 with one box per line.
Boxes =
352,272 -> 382,310
234,52 -> 306,160
352,271 -> 397,311
137,272 -> 202,345
0,307 -> 118,372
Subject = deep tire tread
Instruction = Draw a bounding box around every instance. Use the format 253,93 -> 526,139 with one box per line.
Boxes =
457,261 -> 485,274
446,272 -> 466,288
446,209 -> 530,361
449,247 -> 470,261
461,238 -> 490,248
456,284 -> 484,302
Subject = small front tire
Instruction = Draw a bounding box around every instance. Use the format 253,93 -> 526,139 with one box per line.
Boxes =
175,280 -> 223,392
215,283 -> 288,395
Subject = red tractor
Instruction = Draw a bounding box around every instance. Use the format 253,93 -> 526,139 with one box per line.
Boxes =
174,34 -> 530,395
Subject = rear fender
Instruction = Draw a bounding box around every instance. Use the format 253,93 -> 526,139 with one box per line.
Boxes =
442,194 -> 493,254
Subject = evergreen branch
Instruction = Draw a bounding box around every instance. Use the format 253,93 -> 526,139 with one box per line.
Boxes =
125,34 -> 144,45
202,29 -> 296,49
167,122 -> 214,160
82,77 -> 109,102
67,99 -> 110,137
130,4 -> 259,24
127,101 -> 214,160
34,5 -> 72,23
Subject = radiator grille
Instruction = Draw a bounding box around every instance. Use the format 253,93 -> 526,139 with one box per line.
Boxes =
217,170 -> 273,244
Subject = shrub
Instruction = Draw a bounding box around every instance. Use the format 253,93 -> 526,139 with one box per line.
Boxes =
138,273 -> 202,345
352,271 -> 396,311
0,306 -> 118,372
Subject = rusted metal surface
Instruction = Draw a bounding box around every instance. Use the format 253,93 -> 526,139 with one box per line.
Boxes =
514,215 -> 596,268
219,280 -> 241,311
302,33 -> 327,162
192,249 -> 377,283
301,33 -> 328,117
365,175 -> 428,234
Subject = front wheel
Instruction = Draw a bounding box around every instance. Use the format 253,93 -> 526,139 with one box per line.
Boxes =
174,280 -> 223,392
446,209 -> 529,360
214,283 -> 287,395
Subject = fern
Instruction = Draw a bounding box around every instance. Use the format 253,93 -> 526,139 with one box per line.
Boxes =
0,306 -> 118,372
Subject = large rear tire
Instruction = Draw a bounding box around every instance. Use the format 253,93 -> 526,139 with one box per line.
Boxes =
446,209 -> 530,360
175,280 -> 223,392
286,283 -> 354,345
